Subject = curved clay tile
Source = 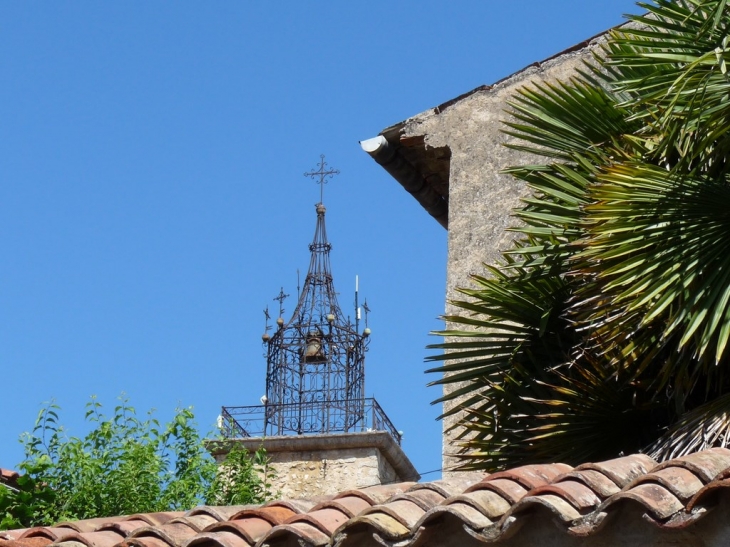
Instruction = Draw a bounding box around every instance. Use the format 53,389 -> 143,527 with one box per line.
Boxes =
343,483 -> 416,506
54,518 -> 125,534
226,506 -> 295,525
334,512 -> 410,544
687,476 -> 730,511
652,447 -> 730,483
405,476 -> 480,498
360,499 -> 426,530
556,468 -> 621,498
20,528 -> 77,542
507,492 -> 583,523
395,488 -> 446,510
257,522 -> 331,547
601,482 -> 685,522
198,517 -> 272,545
167,517 -> 217,534
260,500 -> 317,515
0,539 -> 52,547
0,531 -> 29,542
466,477 -> 528,504
485,463 -> 573,490
413,500 -> 495,531
95,522 -> 145,536
58,530 -> 125,547
122,514 -> 183,528
182,531 -> 249,547
309,496 -> 371,518
181,508 -> 247,523
441,489 -> 512,520
119,536 -> 171,547
574,454 -> 658,488
524,480 -> 602,512
283,507 -> 351,536
626,466 -> 705,502
127,521 -> 200,547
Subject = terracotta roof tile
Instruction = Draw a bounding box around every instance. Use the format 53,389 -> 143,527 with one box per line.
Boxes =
0,539 -> 52,547
285,507 -> 351,535
440,488 -> 511,519
309,497 -> 371,518
182,531 -> 246,547
20,527 -> 77,542
359,499 -> 425,530
418,501 -> 494,530
121,515 -> 182,529
337,483 -> 415,506
11,448 -> 730,546
653,447 -> 730,482
198,517 -> 271,545
485,463 -> 573,489
603,482 -> 685,520
510,492 -> 583,522
54,520 -> 125,534
627,466 -> 705,501
1,469 -> 19,487
523,479 -> 602,512
128,521 -> 200,547
227,506 -> 295,526
0,531 -> 28,542
574,453 -> 657,487
118,537 -> 170,547
56,531 -> 125,547
466,477 -> 528,504
258,521 -> 331,547
557,468 -> 621,498
336,512 -> 410,541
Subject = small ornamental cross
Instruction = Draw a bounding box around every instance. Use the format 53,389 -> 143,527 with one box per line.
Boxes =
304,154 -> 340,204
274,287 -> 289,318
363,299 -> 371,327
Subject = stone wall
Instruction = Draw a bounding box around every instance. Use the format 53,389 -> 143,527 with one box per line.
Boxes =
210,431 -> 418,499
262,445 -> 397,499
389,34 -> 611,476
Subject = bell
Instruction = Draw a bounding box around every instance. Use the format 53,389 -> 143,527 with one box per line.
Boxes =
304,335 -> 326,363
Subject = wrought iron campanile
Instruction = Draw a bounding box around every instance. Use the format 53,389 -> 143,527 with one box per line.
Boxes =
264,196 -> 369,436
221,156 -> 400,444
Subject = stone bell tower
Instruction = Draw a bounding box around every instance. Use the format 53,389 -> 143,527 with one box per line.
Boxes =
215,156 -> 418,498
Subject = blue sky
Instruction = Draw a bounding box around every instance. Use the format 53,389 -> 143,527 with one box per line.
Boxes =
0,1 -> 638,479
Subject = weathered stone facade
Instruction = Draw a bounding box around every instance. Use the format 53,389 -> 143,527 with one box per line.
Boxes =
211,431 -> 418,499
363,32 -> 613,476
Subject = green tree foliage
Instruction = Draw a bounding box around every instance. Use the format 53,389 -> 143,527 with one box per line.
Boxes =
0,397 -> 273,529
428,0 -> 730,470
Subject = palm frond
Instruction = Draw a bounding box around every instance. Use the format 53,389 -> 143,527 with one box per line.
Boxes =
647,391 -> 730,460
571,165 -> 730,393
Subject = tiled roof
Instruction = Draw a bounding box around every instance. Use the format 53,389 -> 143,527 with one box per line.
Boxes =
4,448 -> 730,546
1,468 -> 19,490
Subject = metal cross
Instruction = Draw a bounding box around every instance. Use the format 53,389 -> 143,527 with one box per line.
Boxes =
363,299 -> 371,327
274,287 -> 289,318
304,154 -> 340,204
263,306 -> 271,334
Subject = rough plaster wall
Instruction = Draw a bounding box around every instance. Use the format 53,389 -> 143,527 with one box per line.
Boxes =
265,446 -> 397,499
401,40 -> 608,476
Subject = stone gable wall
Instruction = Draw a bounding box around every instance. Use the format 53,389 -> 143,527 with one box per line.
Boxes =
396,36 -> 610,475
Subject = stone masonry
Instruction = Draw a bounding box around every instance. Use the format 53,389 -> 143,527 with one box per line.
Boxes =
210,431 -> 418,499
364,31 -> 616,476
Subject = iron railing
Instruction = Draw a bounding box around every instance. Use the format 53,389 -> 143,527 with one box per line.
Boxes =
220,398 -> 401,445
